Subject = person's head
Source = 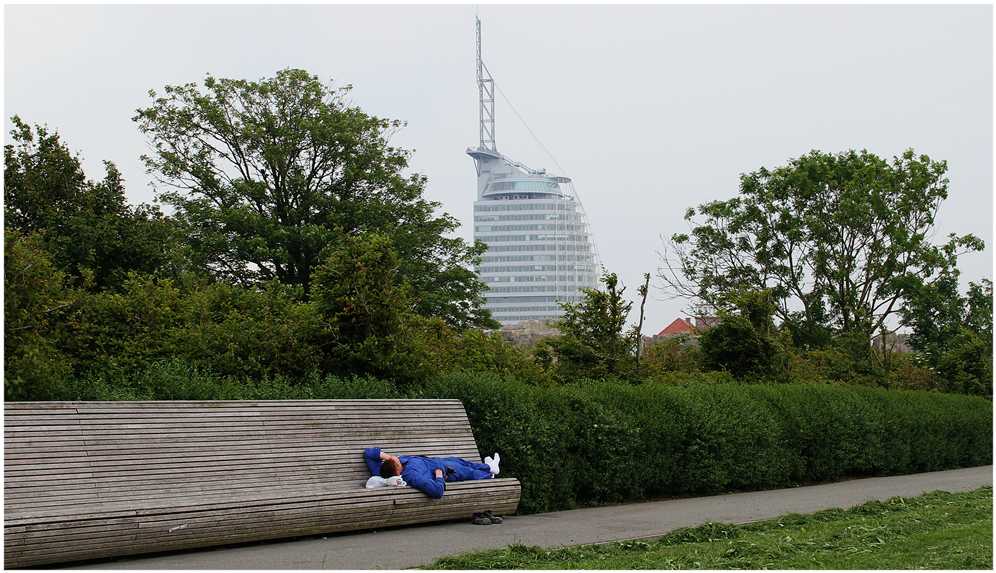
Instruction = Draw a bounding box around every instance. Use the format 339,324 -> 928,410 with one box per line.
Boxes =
380,457 -> 402,478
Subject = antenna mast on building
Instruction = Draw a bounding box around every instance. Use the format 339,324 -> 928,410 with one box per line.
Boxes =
476,17 -> 497,152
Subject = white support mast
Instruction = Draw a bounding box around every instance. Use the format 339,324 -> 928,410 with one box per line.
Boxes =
476,16 -> 497,152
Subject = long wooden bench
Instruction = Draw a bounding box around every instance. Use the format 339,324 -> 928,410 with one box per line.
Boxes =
4,399 -> 521,568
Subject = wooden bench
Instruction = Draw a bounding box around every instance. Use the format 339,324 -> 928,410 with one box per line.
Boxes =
4,399 -> 521,568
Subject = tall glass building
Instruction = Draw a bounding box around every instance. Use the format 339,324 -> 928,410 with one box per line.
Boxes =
468,18 -> 599,326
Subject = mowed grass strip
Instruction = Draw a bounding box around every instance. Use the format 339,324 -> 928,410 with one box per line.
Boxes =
427,487 -> 993,570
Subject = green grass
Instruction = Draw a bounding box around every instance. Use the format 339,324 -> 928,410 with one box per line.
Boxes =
427,487 -> 993,570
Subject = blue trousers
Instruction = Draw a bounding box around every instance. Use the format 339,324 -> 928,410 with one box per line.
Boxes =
436,457 -> 493,482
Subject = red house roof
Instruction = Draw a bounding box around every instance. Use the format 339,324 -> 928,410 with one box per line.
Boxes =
657,318 -> 696,337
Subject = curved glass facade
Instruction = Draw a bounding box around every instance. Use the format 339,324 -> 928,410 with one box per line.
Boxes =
468,149 -> 599,326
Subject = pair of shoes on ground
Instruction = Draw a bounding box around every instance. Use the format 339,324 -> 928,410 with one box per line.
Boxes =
472,510 -> 503,525
483,452 -> 500,476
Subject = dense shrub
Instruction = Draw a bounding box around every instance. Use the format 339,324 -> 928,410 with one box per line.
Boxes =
885,354 -> 938,392
699,316 -> 786,380
419,376 -> 992,514
932,328 -> 994,397
644,370 -> 736,386
545,272 -> 636,381
58,274 -> 325,384
431,328 -> 549,382
171,279 -> 324,380
4,230 -> 75,400
640,334 -> 703,375
72,359 -> 401,401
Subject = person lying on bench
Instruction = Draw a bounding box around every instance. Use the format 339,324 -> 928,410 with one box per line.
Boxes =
363,447 -> 500,499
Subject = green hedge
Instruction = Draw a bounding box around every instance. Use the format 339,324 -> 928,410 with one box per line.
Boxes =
72,359 -> 402,401
418,374 -> 993,514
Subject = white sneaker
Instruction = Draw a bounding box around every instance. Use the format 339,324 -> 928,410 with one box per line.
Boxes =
484,452 -> 500,476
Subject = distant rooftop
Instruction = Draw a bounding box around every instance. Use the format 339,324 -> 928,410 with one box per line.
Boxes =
655,316 -> 719,337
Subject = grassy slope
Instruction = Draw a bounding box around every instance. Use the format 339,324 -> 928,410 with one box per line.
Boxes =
428,487 -> 993,570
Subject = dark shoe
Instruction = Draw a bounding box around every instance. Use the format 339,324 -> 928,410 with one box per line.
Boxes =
472,516 -> 493,525
483,510 -> 503,524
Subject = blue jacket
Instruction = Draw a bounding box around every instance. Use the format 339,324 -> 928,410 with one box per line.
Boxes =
364,447 -> 446,499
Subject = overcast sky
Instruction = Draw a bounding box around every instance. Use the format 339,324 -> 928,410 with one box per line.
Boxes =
5,4 -> 992,333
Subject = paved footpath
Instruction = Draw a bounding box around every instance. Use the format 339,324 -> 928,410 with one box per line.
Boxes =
73,465 -> 992,570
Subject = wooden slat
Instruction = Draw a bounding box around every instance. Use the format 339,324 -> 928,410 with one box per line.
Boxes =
7,484 -> 520,541
7,493 -> 521,552
6,420 -> 473,434
4,436 -> 481,458
8,485 -> 520,543
7,480 -> 517,521
6,452 -> 482,476
5,443 -> 481,467
7,482 -> 508,521
6,426 -> 471,437
8,495 -> 516,554
9,412 -> 470,423
6,439 -> 478,459
7,478 -> 519,523
3,436 -> 478,453
8,480 -> 521,533
6,495 -> 520,567
5,446 -> 482,474
6,462 -> 482,493
7,495 -> 520,558
7,399 -> 462,406
6,404 -> 467,416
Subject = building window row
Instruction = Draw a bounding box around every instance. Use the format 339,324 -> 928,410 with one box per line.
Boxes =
476,223 -> 587,233
481,254 -> 594,263
493,314 -> 564,321
484,274 -> 596,284
482,193 -> 564,201
485,243 -> 593,253
480,264 -> 595,274
486,180 -> 561,192
475,213 -> 581,222
487,306 -> 565,314
485,295 -> 584,303
486,285 -> 582,293
474,203 -> 574,212
479,234 -> 589,244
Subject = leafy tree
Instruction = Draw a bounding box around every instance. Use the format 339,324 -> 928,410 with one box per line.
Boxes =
312,234 -> 410,344
963,279 -> 993,342
902,277 -> 992,396
389,319 -> 549,384
883,352 -> 937,392
641,334 -> 703,375
699,290 -> 788,380
134,69 -> 493,328
4,230 -> 75,399
901,270 -> 963,360
60,274 -> 185,377
546,271 -> 635,380
934,328 -> 992,396
55,271 -> 327,384
311,233 -> 431,383
4,117 -> 178,289
660,149 -> 984,348
168,278 -> 324,380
